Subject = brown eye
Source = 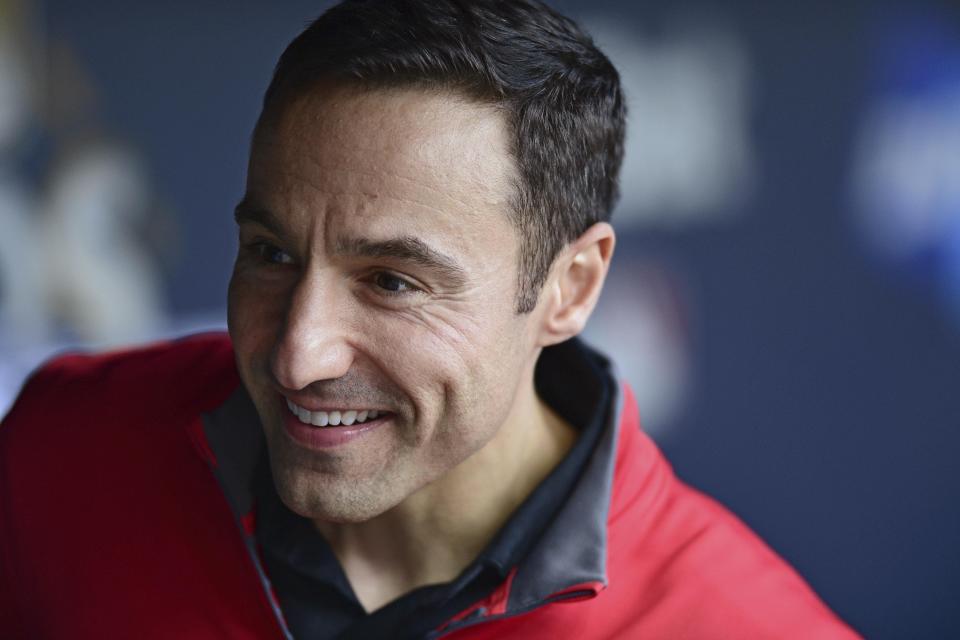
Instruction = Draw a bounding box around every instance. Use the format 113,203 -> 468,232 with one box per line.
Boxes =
373,272 -> 415,294
254,242 -> 293,265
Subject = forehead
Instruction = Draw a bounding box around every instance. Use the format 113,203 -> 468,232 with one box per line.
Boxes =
246,84 -> 517,241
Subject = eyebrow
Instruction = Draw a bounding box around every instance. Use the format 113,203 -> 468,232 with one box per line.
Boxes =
335,236 -> 468,289
234,200 -> 468,288
234,200 -> 283,233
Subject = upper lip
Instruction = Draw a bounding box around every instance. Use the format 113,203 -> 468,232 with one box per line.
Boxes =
281,394 -> 390,414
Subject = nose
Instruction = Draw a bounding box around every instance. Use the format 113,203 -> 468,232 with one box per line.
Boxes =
269,272 -> 354,391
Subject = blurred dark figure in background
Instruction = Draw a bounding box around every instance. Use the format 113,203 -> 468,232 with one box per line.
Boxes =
0,0 -> 171,417
1,1 -> 859,638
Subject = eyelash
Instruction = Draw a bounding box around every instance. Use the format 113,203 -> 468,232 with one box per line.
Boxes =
244,240 -> 423,297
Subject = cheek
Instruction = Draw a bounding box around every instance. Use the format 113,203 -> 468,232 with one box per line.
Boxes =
227,265 -> 287,374
373,306 -> 525,435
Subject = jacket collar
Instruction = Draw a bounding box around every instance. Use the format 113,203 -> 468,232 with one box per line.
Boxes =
201,384 -> 263,519
503,341 -> 622,610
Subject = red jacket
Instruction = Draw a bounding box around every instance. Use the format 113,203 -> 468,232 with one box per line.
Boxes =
0,334 -> 859,639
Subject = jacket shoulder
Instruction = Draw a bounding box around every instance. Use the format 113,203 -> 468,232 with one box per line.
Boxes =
638,481 -> 859,637
608,429 -> 859,637
0,334 -> 283,638
603,387 -> 859,637
3,332 -> 239,426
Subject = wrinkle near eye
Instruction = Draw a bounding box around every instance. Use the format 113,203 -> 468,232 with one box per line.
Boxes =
378,297 -> 488,352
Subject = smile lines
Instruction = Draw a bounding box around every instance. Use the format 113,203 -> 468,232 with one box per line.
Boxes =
286,398 -> 382,427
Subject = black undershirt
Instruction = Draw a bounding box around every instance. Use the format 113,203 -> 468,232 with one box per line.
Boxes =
254,339 -> 612,640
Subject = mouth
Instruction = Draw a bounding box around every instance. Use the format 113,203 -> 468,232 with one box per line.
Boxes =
281,396 -> 392,450
285,398 -> 386,427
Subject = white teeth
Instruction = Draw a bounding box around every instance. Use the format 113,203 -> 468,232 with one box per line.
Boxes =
285,399 -> 384,427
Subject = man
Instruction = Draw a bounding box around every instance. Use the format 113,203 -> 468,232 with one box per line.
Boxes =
1,1 -> 859,638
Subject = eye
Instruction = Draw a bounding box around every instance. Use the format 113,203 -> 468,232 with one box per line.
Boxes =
252,242 -> 294,265
372,271 -> 419,295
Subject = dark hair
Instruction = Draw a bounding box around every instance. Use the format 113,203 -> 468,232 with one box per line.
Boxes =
262,0 -> 625,312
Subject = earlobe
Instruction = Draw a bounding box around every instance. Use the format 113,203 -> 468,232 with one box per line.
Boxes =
537,223 -> 615,347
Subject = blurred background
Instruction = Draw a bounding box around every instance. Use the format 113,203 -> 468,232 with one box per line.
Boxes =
1,0 -> 959,636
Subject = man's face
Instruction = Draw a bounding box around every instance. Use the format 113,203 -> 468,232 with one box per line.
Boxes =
228,85 -> 542,523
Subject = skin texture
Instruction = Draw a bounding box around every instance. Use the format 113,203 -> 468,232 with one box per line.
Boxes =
227,83 -> 614,611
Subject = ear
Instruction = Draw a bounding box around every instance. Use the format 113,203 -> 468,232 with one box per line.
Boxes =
536,222 -> 615,347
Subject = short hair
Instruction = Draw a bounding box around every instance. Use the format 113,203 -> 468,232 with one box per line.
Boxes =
261,0 -> 625,313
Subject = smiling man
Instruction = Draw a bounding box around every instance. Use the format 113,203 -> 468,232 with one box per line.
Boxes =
231,84 -> 579,533
0,1 -> 860,639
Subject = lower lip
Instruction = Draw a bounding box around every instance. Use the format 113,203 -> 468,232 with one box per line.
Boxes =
282,408 -> 389,449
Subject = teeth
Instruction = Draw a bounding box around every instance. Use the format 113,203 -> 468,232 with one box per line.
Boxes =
286,399 -> 385,427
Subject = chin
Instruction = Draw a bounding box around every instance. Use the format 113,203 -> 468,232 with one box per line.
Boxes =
273,466 -> 403,524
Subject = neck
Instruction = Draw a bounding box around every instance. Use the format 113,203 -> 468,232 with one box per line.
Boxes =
312,374 -> 577,612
